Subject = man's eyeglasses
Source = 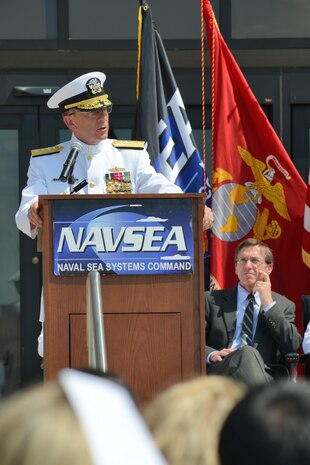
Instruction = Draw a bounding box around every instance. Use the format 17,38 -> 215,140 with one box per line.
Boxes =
68,106 -> 112,118
236,257 -> 265,266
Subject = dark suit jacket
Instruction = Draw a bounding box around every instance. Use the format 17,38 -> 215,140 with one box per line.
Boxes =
205,287 -> 301,365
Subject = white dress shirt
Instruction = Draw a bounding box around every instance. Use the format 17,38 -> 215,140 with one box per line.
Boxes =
231,284 -> 261,348
302,321 -> 310,354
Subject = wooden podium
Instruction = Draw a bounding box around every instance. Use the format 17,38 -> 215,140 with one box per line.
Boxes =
39,194 -> 206,404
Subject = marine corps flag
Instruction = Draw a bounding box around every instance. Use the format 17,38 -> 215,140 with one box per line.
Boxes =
203,0 -> 309,328
132,1 -> 205,193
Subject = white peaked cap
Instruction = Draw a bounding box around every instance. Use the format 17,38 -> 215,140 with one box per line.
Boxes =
58,369 -> 168,465
47,71 -> 112,111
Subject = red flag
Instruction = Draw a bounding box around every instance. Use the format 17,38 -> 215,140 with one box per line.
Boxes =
203,0 -> 310,332
302,173 -> 310,269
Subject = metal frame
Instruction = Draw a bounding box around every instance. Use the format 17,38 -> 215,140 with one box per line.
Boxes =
220,0 -> 310,50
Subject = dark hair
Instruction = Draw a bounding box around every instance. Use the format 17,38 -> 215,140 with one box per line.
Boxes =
234,238 -> 274,264
219,381 -> 310,465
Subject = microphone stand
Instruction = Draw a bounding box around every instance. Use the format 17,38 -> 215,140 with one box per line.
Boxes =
66,167 -> 77,194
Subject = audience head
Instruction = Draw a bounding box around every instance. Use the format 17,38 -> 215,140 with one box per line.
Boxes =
0,369 -> 167,465
143,375 -> 246,465
219,380 -> 310,465
0,379 -> 92,465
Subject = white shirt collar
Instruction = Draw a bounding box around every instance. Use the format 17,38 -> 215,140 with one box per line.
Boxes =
237,283 -> 261,306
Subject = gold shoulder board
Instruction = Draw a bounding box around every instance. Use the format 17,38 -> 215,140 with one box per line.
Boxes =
112,140 -> 145,149
31,145 -> 64,157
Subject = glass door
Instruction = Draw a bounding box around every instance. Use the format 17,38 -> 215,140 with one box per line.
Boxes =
291,104 -> 310,183
0,108 -> 40,394
0,107 -> 68,394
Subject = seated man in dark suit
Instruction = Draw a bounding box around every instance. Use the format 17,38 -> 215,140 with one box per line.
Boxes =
205,238 -> 301,386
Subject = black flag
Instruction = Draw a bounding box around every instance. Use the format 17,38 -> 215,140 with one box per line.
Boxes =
132,2 -> 206,194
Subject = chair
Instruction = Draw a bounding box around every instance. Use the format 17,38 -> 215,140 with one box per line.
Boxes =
284,295 -> 310,381
301,295 -> 310,378
267,352 -> 300,381
302,295 -> 310,336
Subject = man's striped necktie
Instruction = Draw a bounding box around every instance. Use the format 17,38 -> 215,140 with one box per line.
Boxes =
241,293 -> 255,346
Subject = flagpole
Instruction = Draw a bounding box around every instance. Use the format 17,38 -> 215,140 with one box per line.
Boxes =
200,0 -> 207,193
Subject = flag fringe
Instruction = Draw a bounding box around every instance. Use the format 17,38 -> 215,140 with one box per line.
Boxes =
136,6 -> 143,100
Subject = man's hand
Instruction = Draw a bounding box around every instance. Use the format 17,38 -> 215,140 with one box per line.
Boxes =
253,269 -> 273,308
210,348 -> 236,363
203,205 -> 214,231
27,202 -> 43,230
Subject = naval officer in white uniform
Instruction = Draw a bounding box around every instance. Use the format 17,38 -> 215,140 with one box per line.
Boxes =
15,71 -> 214,356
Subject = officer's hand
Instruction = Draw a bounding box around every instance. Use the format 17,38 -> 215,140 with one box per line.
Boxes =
27,202 -> 43,230
203,206 -> 214,231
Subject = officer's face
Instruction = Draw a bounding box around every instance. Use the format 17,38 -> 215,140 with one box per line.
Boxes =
63,108 -> 110,144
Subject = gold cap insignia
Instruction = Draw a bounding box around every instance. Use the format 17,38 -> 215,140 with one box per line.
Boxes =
86,77 -> 103,95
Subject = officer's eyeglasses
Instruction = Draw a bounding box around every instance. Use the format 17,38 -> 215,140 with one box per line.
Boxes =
68,106 -> 113,118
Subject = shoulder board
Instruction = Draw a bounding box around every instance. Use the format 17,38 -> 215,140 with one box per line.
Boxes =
31,145 -> 64,157
112,140 -> 145,149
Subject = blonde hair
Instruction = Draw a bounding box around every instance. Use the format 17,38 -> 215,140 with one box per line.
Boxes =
0,381 -> 92,465
143,376 -> 246,465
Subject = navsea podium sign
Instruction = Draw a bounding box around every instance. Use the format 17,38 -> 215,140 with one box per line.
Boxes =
53,197 -> 194,276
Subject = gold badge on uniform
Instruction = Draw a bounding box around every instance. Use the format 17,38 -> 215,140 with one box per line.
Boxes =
105,167 -> 132,194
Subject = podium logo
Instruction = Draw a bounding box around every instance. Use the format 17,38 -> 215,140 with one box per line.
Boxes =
57,225 -> 187,253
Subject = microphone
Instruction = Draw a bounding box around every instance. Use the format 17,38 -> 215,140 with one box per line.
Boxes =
70,179 -> 88,194
59,142 -> 83,182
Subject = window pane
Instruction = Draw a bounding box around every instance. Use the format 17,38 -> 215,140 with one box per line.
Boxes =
0,130 -> 20,396
308,128 -> 310,177
0,130 -> 19,305
231,0 -> 310,39
0,0 -> 57,39
68,0 -> 218,40
59,129 -> 71,143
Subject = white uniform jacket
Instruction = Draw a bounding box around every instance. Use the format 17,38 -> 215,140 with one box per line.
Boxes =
15,135 -> 183,238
